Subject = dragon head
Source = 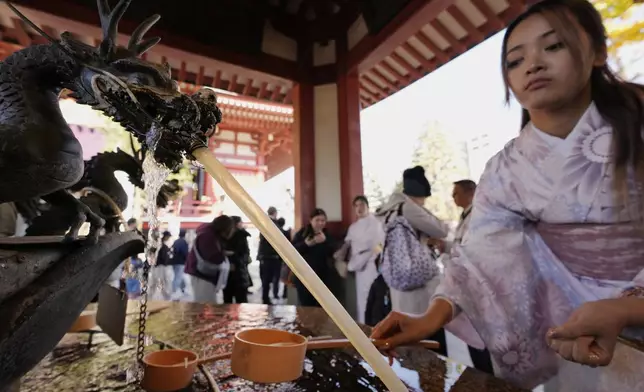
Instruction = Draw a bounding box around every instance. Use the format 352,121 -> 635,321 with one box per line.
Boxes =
53,0 -> 222,170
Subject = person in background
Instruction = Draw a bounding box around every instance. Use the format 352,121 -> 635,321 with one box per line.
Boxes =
185,215 -> 235,304
127,218 -> 138,231
371,0 -> 644,389
276,217 -> 291,300
335,196 -> 385,324
258,206 -> 281,305
223,216 -> 251,304
292,208 -> 337,307
431,179 -> 494,374
170,229 -> 189,297
431,180 -> 477,254
150,230 -> 173,300
376,166 -> 449,355
375,166 -> 449,314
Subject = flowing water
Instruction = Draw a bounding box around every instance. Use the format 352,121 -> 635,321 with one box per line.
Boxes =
126,145 -> 171,382
142,151 -> 171,267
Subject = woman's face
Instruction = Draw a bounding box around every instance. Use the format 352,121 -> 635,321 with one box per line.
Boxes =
354,200 -> 369,218
310,214 -> 327,233
505,13 -> 601,113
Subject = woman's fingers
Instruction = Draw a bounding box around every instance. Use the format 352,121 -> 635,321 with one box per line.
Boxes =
370,312 -> 402,340
571,336 -> 593,365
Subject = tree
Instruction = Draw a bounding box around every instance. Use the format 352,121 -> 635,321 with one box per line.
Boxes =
592,0 -> 644,77
363,171 -> 390,210
410,122 -> 470,222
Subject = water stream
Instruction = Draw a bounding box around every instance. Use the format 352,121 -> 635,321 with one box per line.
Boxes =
127,136 -> 171,382
142,151 -> 171,268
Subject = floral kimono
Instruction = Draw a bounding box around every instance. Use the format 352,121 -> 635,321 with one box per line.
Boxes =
433,102 -> 644,391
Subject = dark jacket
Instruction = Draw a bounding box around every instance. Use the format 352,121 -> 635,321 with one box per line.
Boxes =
291,227 -> 336,279
226,228 -> 252,288
185,223 -> 226,284
171,237 -> 189,266
157,243 -> 172,266
257,218 -> 281,260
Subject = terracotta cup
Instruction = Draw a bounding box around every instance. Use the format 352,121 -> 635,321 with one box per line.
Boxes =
231,328 -> 308,383
68,310 -> 97,332
141,349 -> 231,392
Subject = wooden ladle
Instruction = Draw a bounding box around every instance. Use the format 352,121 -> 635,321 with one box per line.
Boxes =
140,328 -> 440,392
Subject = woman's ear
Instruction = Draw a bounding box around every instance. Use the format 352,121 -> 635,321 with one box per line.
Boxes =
592,44 -> 608,67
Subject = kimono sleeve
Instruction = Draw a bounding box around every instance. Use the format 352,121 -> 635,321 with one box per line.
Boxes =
431,153 -> 531,350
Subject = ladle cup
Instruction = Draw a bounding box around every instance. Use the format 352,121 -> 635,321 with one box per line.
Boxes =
140,328 -> 440,391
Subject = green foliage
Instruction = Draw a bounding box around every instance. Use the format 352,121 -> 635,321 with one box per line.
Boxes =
592,0 -> 644,77
409,122 -> 470,221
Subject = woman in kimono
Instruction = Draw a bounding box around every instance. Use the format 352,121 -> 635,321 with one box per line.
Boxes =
372,0 -> 644,390
335,195 -> 386,324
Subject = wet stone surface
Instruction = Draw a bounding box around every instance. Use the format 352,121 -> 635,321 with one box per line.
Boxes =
21,303 -> 527,392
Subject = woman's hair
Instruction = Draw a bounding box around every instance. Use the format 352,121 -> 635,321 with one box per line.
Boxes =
210,215 -> 234,237
303,208 -> 327,238
310,208 -> 327,219
502,0 -> 644,219
353,195 -> 369,206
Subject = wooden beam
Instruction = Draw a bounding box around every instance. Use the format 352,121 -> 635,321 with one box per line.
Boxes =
257,82 -> 268,99
447,5 -> 484,43
9,18 -> 32,46
228,75 -> 238,92
178,61 -> 187,82
243,79 -> 254,96
347,0 -> 456,72
370,68 -> 398,92
213,70 -> 222,89
414,32 -> 449,63
270,86 -> 282,101
195,66 -> 205,86
378,60 -> 412,84
430,19 -> 466,53
470,0 -> 504,31
390,51 -> 423,79
360,76 -> 387,97
401,42 -> 435,70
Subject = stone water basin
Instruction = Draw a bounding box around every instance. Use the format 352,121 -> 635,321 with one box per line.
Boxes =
20,302 -> 527,392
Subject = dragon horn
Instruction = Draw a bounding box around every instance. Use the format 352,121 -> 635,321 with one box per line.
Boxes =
97,0 -> 132,59
127,14 -> 161,55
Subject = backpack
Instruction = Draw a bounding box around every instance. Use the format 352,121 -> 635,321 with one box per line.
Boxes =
364,255 -> 392,326
380,203 -> 439,291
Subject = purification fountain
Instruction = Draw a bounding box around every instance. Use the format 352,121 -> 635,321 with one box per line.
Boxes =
0,0 -> 221,387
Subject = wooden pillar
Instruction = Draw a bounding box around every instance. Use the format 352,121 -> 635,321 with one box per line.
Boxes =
291,36 -> 364,236
292,39 -> 317,230
337,35 -> 365,229
291,82 -> 316,230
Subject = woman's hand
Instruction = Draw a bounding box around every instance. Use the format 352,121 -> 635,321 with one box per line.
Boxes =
546,299 -> 631,366
314,232 -> 326,244
370,311 -> 434,361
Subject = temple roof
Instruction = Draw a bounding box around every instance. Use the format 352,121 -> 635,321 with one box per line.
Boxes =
0,0 -> 535,108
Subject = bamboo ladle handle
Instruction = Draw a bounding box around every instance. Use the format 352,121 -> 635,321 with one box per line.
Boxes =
194,339 -> 440,365
306,338 -> 440,351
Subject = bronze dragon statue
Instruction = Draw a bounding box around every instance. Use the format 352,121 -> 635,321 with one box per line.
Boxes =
25,146 -> 182,236
0,0 -> 222,387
